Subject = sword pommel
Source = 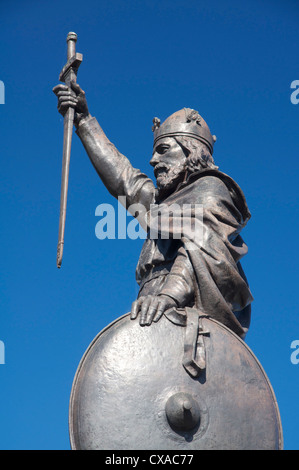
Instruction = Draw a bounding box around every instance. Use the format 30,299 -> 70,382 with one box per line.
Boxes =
67,32 -> 77,41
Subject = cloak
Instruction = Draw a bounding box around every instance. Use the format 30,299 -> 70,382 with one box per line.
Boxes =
137,169 -> 253,338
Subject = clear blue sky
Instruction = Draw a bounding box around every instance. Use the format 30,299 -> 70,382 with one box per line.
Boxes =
1,0 -> 298,450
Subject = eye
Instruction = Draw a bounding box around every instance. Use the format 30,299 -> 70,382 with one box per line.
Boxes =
156,144 -> 169,155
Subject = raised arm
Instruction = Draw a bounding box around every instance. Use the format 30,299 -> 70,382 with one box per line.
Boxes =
53,82 -> 156,226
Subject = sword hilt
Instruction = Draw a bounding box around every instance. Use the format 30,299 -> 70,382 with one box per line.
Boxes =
59,32 -> 83,85
67,32 -> 77,60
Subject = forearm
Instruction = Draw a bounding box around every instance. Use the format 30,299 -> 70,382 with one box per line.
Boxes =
76,116 -> 155,211
158,247 -> 194,307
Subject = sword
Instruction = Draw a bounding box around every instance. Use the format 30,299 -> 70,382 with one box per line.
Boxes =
56,32 -> 83,268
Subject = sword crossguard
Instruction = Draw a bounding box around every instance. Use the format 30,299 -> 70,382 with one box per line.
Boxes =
59,54 -> 83,83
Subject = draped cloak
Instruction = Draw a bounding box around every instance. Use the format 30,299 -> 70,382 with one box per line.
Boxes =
137,169 -> 253,338
76,117 -> 253,339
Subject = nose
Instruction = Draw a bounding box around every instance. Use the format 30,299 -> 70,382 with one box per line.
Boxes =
150,151 -> 159,167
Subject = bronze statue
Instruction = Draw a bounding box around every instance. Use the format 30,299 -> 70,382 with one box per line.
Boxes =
53,34 -> 282,450
53,86 -> 253,340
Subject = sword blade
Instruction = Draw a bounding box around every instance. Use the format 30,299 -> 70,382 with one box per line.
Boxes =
57,104 -> 75,268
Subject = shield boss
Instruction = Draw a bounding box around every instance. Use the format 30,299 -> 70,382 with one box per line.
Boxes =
69,314 -> 283,450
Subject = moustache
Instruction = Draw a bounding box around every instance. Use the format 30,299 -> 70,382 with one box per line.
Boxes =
154,163 -> 170,178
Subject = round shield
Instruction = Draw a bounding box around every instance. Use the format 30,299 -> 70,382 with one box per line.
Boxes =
69,313 -> 283,450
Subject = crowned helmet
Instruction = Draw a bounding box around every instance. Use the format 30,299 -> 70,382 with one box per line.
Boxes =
152,108 -> 217,155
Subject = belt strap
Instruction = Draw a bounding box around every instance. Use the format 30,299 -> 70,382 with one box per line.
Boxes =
182,307 -> 210,378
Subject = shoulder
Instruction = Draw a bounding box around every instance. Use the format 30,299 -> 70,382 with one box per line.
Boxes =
191,173 -> 229,194
179,169 -> 251,224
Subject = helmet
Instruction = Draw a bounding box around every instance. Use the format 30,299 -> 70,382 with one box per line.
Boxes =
152,108 -> 217,154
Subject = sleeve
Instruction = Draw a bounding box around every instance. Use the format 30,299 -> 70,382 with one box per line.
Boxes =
76,116 -> 156,227
158,245 -> 195,307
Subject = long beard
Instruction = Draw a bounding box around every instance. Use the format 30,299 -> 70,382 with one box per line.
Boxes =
155,163 -> 186,199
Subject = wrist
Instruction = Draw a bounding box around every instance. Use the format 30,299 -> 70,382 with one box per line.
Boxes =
74,112 -> 92,129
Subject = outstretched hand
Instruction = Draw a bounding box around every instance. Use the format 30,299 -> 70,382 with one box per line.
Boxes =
130,294 -> 177,326
52,81 -> 90,126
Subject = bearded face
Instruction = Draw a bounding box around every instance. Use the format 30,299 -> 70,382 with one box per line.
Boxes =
150,137 -> 187,198
154,160 -> 186,192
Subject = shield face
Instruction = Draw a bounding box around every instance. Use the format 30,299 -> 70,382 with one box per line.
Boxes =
69,314 -> 283,450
